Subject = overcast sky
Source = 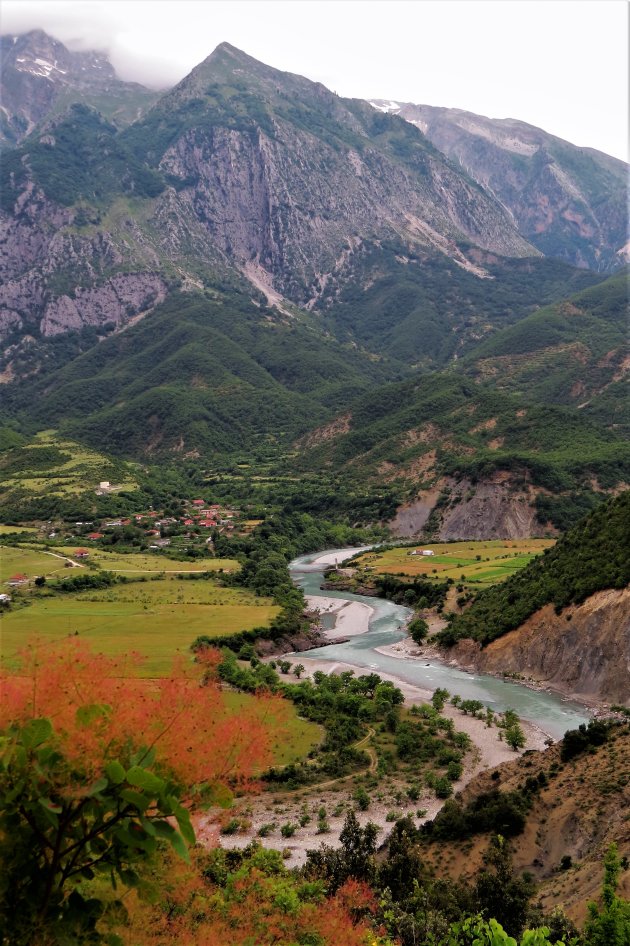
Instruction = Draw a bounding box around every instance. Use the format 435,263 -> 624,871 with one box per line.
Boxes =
2,0 -> 627,160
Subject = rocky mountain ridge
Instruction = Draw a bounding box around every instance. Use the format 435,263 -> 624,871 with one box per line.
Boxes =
370,99 -> 628,271
0,29 -> 157,148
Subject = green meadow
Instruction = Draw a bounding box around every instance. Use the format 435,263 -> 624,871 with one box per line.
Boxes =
0,546 -> 72,583
52,546 -> 241,574
355,538 -> 555,588
2,577 -> 279,676
224,692 -> 322,767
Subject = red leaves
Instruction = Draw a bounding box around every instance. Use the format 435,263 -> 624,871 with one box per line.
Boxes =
1,638 -> 285,790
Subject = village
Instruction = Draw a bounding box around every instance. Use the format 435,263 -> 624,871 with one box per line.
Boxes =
1,497 -> 252,597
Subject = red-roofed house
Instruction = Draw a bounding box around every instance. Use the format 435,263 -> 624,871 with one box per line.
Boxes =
146,529 -> 160,536
198,519 -> 217,528
8,574 -> 28,585
192,499 -> 205,507
74,549 -> 90,559
183,519 -> 195,526
87,532 -> 104,540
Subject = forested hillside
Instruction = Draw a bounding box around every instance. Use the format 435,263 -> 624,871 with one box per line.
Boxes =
438,492 -> 630,647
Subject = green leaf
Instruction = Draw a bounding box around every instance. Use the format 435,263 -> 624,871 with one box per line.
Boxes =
117,868 -> 140,888
168,829 -> 190,863
105,760 -> 126,785
126,766 -> 164,795
152,820 -> 176,840
120,788 -> 150,810
21,718 -> 52,749
86,777 -> 108,797
140,816 -> 157,837
39,797 -> 63,814
175,809 -> 196,845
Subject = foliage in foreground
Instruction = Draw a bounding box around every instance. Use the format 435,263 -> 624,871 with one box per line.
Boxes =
0,640 -> 286,945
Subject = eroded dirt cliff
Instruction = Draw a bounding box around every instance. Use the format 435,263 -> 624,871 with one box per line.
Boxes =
449,587 -> 630,705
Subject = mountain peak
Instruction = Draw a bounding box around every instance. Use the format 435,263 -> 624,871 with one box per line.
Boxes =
189,40 -> 289,86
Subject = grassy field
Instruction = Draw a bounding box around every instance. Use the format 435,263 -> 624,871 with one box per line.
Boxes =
224,692 -> 322,767
0,546 -> 73,583
2,577 -> 279,675
52,546 -> 241,574
0,525 -> 37,535
354,539 -> 555,587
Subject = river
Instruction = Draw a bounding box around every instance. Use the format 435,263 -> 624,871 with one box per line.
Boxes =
290,547 -> 591,741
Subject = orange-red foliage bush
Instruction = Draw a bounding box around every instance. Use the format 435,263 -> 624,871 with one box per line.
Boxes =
120,849 -> 385,946
1,637 -> 288,790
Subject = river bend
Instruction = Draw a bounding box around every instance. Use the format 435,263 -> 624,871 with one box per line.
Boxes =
290,547 -> 591,741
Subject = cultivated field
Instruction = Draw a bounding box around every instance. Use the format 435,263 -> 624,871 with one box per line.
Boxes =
52,546 -> 240,574
2,577 -> 279,676
0,525 -> 37,535
354,538 -> 555,587
0,546 -> 73,583
0,429 -> 139,501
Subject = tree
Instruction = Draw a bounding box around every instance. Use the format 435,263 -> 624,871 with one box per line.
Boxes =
305,811 -> 379,892
583,843 -> 630,946
431,687 -> 450,712
505,723 -> 526,751
408,617 -> 429,645
474,835 -> 534,937
0,639 -> 283,945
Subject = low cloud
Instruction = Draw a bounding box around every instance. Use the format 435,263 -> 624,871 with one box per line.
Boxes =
1,2 -> 183,88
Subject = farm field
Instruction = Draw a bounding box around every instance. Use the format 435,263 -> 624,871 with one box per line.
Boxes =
1,577 -> 279,675
52,546 -> 240,573
0,525 -> 37,535
353,538 -> 555,587
0,545 -> 73,583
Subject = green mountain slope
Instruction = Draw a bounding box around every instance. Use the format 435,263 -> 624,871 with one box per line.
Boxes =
438,491 -> 630,647
464,271 -> 628,416
8,292 -> 391,458
295,272 -> 629,529
321,242 -> 603,367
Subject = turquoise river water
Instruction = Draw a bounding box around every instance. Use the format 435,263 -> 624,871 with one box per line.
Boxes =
290,547 -> 591,741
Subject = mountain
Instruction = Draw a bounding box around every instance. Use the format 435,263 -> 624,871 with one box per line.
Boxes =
1,37 -> 550,375
0,34 -> 626,534
5,291 -> 394,459
296,274 -> 630,534
0,29 -> 157,148
370,100 -> 628,272
436,489 -> 630,703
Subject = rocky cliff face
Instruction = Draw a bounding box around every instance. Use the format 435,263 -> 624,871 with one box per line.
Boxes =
145,43 -> 536,306
370,100 -> 627,272
0,39 -> 546,381
449,587 -> 630,705
0,180 -> 168,364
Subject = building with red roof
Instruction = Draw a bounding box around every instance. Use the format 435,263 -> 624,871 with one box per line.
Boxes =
87,532 -> 104,540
